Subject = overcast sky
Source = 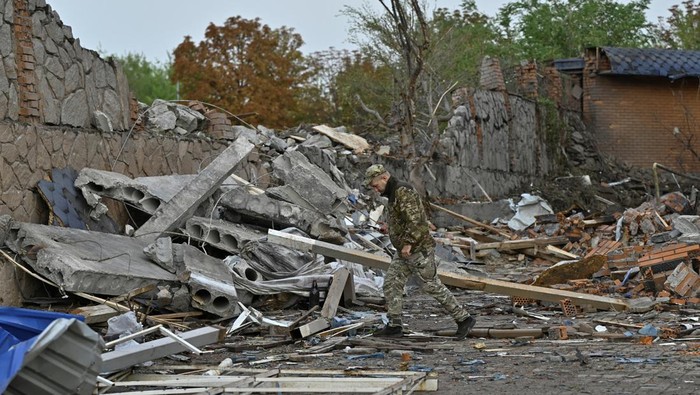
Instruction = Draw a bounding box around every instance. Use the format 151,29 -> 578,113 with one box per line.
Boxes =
48,0 -> 679,63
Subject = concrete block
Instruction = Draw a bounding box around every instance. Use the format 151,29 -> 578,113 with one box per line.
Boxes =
272,150 -> 348,216
219,186 -> 346,243
134,137 -> 254,241
184,216 -> 264,253
5,222 -> 178,295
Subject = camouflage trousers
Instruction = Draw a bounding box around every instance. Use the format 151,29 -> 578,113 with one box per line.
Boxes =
384,246 -> 470,327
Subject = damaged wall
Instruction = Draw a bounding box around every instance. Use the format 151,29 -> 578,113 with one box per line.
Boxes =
0,121 -> 283,222
382,58 -> 566,199
0,0 -> 132,129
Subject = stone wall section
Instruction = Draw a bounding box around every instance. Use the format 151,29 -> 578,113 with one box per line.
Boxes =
420,60 -> 565,199
0,0 -> 132,130
0,121 -> 252,222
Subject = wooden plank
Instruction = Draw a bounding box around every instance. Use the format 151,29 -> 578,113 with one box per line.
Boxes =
429,203 -> 512,238
544,245 -> 580,260
69,304 -> 119,324
101,326 -> 224,373
321,267 -> 351,319
475,236 -> 569,251
289,317 -> 330,340
267,229 -> 629,311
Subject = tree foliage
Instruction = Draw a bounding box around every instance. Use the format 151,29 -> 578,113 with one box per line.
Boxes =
113,53 -> 177,105
305,49 -> 393,133
171,16 -> 310,128
654,0 -> 700,49
497,0 -> 654,60
430,1 -> 503,88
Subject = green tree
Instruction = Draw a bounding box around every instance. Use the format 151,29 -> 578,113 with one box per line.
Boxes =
430,1 -> 504,88
654,0 -> 700,49
112,53 -> 177,105
171,16 -> 311,128
304,49 -> 394,134
497,0 -> 654,60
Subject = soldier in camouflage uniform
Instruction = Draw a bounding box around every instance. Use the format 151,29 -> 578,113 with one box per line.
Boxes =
364,164 -> 476,339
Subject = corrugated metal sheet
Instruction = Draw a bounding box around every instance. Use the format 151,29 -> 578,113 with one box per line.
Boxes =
4,318 -> 103,395
600,47 -> 700,79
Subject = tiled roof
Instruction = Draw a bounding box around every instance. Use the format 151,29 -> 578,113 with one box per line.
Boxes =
600,47 -> 700,79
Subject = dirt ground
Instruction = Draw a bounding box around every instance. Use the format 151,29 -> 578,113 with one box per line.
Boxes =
126,284 -> 700,395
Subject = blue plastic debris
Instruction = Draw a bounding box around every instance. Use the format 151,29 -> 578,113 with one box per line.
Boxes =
0,310 -> 100,395
492,373 -> 507,381
408,365 -> 433,372
347,352 -> 385,360
638,324 -> 659,337
0,307 -> 84,341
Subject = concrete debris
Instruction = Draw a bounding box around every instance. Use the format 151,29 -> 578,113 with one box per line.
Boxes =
4,111 -> 700,391
75,168 -> 189,214
5,221 -> 178,295
218,185 -> 347,243
134,137 -> 254,241
143,99 -> 206,134
184,216 -> 264,254
272,150 -> 349,217
143,236 -> 175,273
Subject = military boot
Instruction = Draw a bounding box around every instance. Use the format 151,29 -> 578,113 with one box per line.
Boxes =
373,324 -> 403,337
455,316 -> 476,340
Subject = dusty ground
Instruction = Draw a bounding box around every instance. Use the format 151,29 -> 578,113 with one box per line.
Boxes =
126,283 -> 700,394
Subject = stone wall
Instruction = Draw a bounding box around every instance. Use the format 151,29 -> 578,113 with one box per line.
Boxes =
381,59 -> 563,200
0,0 -> 131,129
0,121 -> 284,222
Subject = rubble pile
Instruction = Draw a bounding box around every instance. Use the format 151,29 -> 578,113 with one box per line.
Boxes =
1,115 -> 700,393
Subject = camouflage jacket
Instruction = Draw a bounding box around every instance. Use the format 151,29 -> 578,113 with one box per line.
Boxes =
381,176 -> 435,254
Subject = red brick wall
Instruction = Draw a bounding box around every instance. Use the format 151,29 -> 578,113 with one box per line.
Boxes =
583,74 -> 700,173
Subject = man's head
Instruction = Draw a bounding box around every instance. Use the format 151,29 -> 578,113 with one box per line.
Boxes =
364,164 -> 390,194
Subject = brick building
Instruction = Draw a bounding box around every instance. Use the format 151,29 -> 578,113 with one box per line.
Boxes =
581,47 -> 700,173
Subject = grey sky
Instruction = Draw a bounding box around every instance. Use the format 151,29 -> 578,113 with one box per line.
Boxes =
48,0 -> 680,63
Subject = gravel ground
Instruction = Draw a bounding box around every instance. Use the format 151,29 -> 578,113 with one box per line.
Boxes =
129,286 -> 700,394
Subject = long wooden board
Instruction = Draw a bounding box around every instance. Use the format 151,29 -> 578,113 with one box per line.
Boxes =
267,229 -> 629,311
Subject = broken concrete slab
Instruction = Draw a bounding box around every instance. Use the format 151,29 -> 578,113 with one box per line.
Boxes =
219,186 -> 346,243
143,237 -> 175,273
134,137 -> 254,241
295,144 -> 349,191
173,243 -> 253,313
184,216 -> 264,253
311,124 -> 370,154
272,150 -> 349,217
5,222 -> 178,295
185,271 -> 241,317
76,169 -> 194,214
672,215 -> 700,235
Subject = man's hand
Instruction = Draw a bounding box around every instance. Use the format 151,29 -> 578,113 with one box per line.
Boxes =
401,244 -> 412,258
